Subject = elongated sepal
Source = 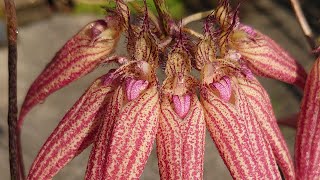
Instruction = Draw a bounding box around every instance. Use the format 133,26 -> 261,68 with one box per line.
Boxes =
201,85 -> 280,179
85,87 -> 123,180
233,79 -> 282,179
237,77 -> 295,179
295,57 -> 320,179
103,85 -> 160,179
19,17 -> 123,128
157,94 -> 205,179
27,75 -> 114,180
234,25 -> 307,89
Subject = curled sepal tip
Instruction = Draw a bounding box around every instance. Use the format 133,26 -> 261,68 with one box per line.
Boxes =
295,57 -> 320,179
27,74 -> 114,180
19,16 -> 123,128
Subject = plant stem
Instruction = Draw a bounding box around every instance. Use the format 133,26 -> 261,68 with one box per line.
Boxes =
153,0 -> 176,35
181,9 -> 214,27
4,0 -> 23,179
289,0 -> 316,50
182,27 -> 204,39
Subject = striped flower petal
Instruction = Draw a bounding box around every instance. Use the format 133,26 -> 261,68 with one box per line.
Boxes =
103,84 -> 160,179
85,86 -> 124,180
27,75 -> 114,180
157,94 -> 205,179
201,85 -> 275,179
19,16 -> 123,128
237,77 -> 295,179
233,25 -> 307,89
233,79 -> 281,179
295,57 -> 320,179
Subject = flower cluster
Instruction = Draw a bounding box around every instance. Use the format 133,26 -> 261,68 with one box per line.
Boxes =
17,0 -> 320,179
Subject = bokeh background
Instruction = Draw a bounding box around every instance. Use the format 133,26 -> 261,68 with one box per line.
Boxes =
0,0 -> 320,179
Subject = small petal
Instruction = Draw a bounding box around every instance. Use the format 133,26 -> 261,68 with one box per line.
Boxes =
172,94 -> 191,118
201,85 -> 279,179
19,16 -> 123,128
125,78 -> 149,101
295,57 -> 320,179
165,47 -> 192,77
127,25 -> 159,67
194,35 -> 216,70
237,77 -> 295,179
234,25 -> 307,89
27,75 -> 114,180
103,85 -> 160,179
240,63 -> 254,79
157,95 -> 205,179
85,87 -> 124,180
210,76 -> 232,102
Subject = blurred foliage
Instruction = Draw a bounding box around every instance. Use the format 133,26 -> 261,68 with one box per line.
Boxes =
0,6 -> 4,18
74,0 -> 185,18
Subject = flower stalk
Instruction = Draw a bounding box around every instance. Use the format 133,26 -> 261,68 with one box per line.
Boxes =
4,0 -> 22,179
289,0 -> 317,50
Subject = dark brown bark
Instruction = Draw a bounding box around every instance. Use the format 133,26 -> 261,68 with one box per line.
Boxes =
4,0 -> 24,179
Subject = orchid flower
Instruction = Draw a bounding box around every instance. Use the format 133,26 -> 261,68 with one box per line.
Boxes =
212,1 -> 307,89
19,0 -> 312,179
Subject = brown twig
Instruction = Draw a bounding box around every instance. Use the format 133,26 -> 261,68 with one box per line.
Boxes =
182,27 -> 204,39
4,0 -> 23,179
181,9 -> 214,27
289,0 -> 317,50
